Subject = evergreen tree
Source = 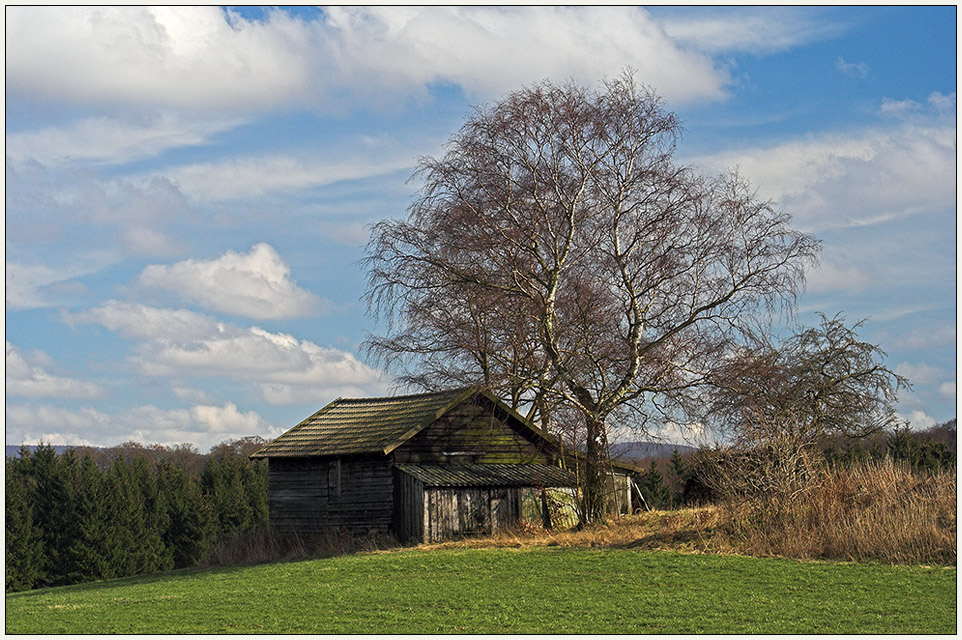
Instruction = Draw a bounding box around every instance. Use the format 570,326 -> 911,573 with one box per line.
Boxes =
64,455 -> 114,583
668,449 -> 690,506
637,461 -> 672,510
131,456 -> 172,573
27,445 -> 81,586
5,455 -> 45,592
157,461 -> 215,568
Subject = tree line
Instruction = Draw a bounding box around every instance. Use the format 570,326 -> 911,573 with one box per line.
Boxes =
6,437 -> 267,593
632,420 -> 956,510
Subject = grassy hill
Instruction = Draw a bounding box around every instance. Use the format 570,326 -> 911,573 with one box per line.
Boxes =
6,546 -> 955,634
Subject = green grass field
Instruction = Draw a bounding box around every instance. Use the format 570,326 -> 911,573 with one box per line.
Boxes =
6,547 -> 956,634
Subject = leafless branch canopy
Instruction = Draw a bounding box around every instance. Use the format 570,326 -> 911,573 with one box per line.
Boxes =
364,72 -> 820,438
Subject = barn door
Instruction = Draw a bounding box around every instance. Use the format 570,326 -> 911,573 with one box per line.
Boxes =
489,493 -> 509,531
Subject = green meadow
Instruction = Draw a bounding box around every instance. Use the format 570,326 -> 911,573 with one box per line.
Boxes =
6,547 -> 956,634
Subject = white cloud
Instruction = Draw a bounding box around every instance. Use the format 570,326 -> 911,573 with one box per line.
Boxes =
6,6 -> 732,117
5,342 -> 104,399
691,94 -> 956,232
6,255 -> 114,310
888,322 -> 956,351
165,154 -> 414,202
657,7 -> 843,55
836,57 -> 868,79
6,7 -> 312,112
938,381 -> 956,401
895,361 -> 946,386
898,409 -> 938,430
71,301 -> 386,405
5,401 -> 279,452
137,243 -> 324,319
5,113 -> 242,166
317,6 -> 727,106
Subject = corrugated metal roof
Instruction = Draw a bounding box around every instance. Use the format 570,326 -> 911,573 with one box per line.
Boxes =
396,463 -> 577,488
251,388 -> 476,458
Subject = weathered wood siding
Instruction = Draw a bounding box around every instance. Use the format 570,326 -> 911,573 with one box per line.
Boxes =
393,397 -> 549,465
267,456 -> 394,534
421,487 -> 521,543
393,469 -> 424,543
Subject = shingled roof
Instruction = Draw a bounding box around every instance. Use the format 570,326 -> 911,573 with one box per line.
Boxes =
250,387 -> 551,459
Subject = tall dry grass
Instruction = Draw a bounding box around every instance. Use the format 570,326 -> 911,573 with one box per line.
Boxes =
199,459 -> 954,569
716,458 -> 956,565
427,459 -> 955,566
200,529 -> 399,568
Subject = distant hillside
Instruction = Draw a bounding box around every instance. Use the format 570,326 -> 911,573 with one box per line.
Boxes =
5,444 -> 102,458
609,441 -> 695,462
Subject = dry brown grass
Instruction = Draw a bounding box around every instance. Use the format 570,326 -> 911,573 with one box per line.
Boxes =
200,528 -> 398,568
203,460 -> 955,568
717,458 -> 957,565
424,460 -> 956,566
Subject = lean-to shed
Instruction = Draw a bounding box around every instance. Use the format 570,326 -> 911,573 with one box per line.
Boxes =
250,387 -> 588,542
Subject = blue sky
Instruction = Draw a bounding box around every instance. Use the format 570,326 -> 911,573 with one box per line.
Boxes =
5,6 -> 957,450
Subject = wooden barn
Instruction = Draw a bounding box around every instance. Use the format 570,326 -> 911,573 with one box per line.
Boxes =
250,387 -> 634,542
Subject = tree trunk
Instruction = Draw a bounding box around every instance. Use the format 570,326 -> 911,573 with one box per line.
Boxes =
581,415 -> 607,525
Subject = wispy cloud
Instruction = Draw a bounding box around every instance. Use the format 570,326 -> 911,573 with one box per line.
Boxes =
5,113 -> 242,166
137,243 -> 325,320
656,7 -> 844,54
836,56 -> 869,79
164,154 -> 415,202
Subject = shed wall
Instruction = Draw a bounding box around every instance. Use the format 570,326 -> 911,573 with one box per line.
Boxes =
422,486 -> 522,543
267,456 -> 394,534
393,398 -> 549,465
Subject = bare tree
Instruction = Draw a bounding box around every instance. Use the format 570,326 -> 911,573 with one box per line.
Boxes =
709,313 -> 909,447
365,73 -> 820,522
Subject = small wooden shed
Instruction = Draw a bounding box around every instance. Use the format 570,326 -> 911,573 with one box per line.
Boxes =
250,387 -> 582,542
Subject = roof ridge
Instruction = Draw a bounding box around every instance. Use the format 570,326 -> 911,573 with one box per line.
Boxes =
333,386 -> 476,404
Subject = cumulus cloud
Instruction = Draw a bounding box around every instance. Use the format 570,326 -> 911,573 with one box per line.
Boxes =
898,409 -> 938,430
6,342 -> 104,399
137,243 -> 324,319
6,6 -> 312,112
691,93 -> 956,232
316,6 -> 726,106
6,6 -> 731,117
5,401 -> 278,452
71,301 -> 386,404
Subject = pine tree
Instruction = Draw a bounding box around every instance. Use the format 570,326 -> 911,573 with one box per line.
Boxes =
157,461 -> 215,568
637,461 -> 672,510
5,455 -> 45,592
64,455 -> 114,583
668,449 -> 690,507
27,445 -> 81,587
131,456 -> 172,573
